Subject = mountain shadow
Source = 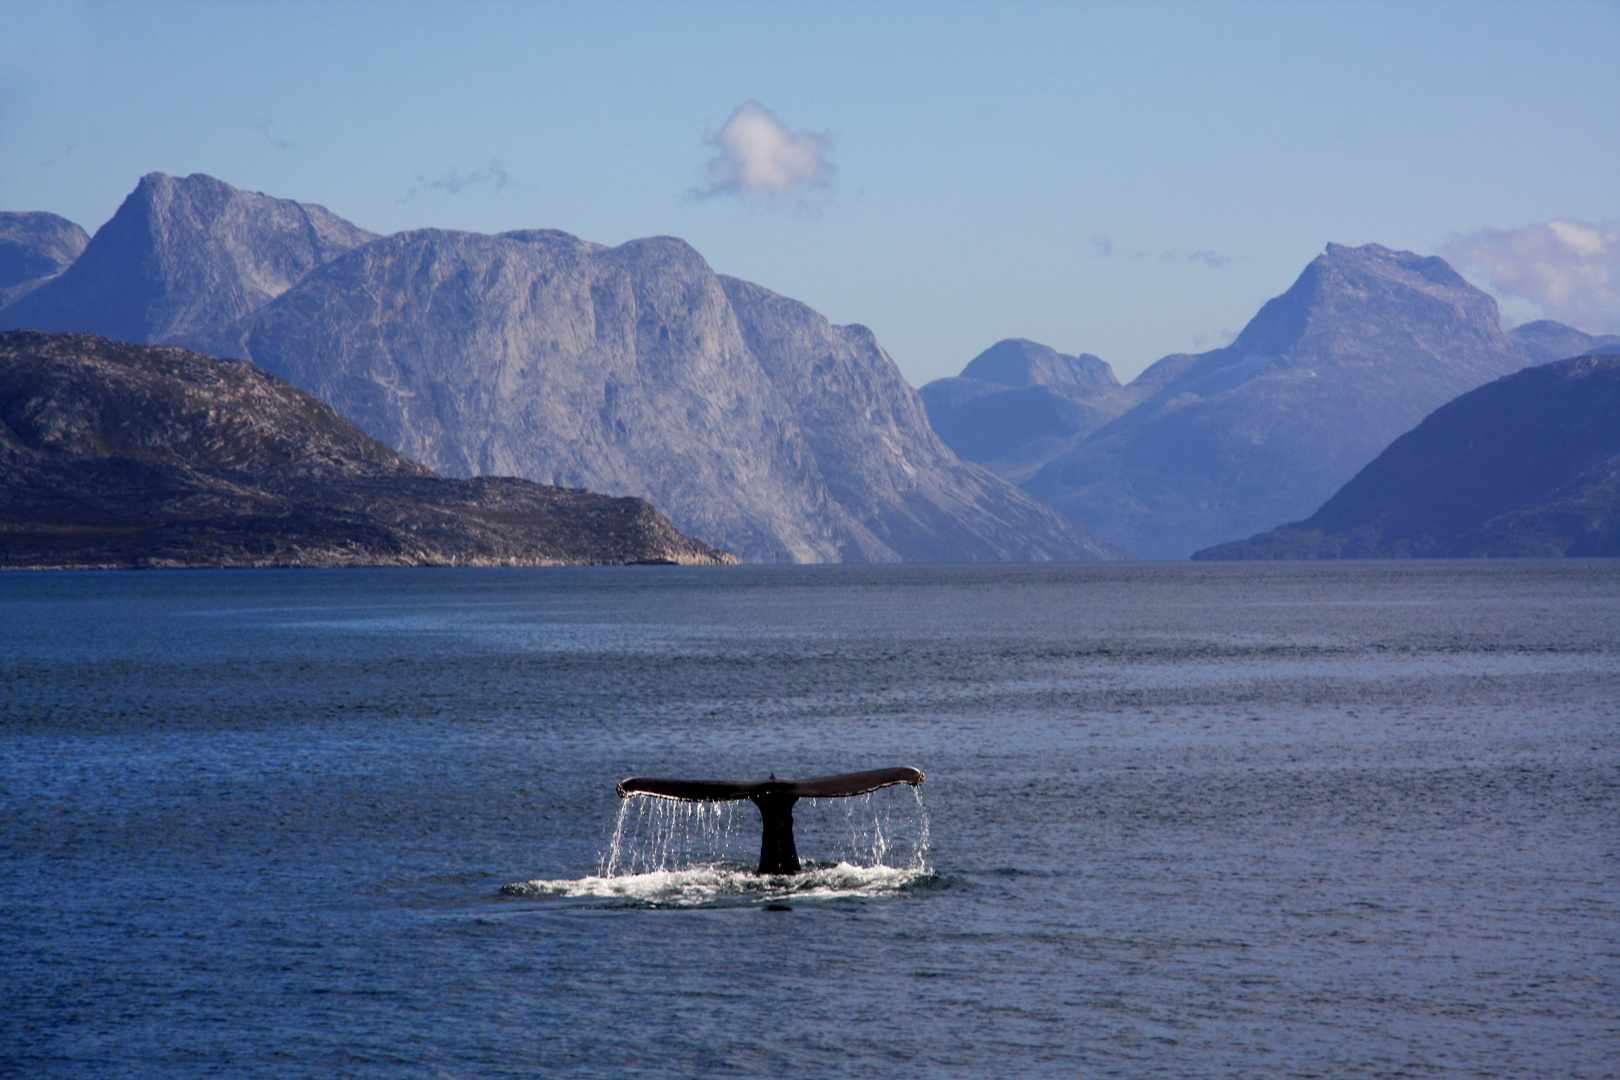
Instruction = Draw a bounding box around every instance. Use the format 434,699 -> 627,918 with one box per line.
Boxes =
1193,353 -> 1620,559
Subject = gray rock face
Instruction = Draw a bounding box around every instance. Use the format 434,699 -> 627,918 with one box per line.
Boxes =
0,331 -> 736,569
920,339 -> 1143,485
0,173 -> 374,351
0,212 -> 90,308
224,228 -> 1113,563
1194,354 -> 1620,559
1023,243 -> 1536,558
1508,319 -> 1620,364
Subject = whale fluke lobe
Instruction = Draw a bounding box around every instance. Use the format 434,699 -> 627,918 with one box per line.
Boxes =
614,767 -> 925,875
616,767 -> 923,802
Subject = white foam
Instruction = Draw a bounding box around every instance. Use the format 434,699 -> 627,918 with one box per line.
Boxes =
502,861 -> 932,906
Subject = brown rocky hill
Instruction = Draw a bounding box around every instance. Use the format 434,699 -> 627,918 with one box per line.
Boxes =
0,331 -> 736,569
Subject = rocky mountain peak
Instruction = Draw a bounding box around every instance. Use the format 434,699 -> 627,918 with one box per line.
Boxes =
0,172 -> 1116,564
1219,241 -> 1508,366
1509,319 -> 1620,364
0,172 -> 375,352
960,338 -> 1119,389
1024,243 -> 1535,559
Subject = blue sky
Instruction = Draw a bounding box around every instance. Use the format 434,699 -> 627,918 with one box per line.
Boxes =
2,0 -> 1617,384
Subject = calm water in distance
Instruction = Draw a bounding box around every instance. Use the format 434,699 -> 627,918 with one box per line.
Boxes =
2,562 -> 1617,1078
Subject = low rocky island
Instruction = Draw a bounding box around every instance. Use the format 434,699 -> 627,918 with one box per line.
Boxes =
0,331 -> 737,569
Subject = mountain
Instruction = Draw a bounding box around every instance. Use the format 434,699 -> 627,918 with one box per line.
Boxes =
0,331 -> 736,569
0,212 -> 89,308
1020,243 -> 1537,558
919,339 -> 1143,484
1508,319 -> 1620,364
959,338 -> 1119,390
1193,354 -> 1620,559
223,227 -> 1117,563
2,173 -> 1112,564
0,173 -> 375,352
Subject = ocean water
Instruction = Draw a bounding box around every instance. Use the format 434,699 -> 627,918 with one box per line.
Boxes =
2,562 -> 1616,1078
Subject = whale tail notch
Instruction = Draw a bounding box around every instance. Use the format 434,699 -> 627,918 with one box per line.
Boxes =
614,767 -> 925,875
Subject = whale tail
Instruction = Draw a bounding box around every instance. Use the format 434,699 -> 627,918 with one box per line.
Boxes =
615,767 -> 925,875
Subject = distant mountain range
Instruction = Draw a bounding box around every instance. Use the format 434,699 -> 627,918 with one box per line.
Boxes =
0,331 -> 735,569
924,244 -> 1615,558
1508,320 -> 1620,364
8,176 -> 1614,564
0,174 -> 1114,564
1194,354 -> 1620,559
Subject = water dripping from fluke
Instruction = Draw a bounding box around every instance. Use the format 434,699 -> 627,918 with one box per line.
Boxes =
500,767 -> 933,906
615,767 -> 925,875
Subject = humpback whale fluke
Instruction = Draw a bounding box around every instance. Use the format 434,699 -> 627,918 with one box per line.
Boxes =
615,767 -> 925,875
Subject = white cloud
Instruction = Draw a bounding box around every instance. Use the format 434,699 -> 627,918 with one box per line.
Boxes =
696,102 -> 833,201
1186,249 -> 1231,269
400,159 -> 509,201
1089,235 -> 1231,268
255,119 -> 294,151
1441,219 -> 1620,333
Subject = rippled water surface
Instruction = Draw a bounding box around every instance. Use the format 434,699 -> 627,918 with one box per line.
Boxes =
3,562 -> 1617,1078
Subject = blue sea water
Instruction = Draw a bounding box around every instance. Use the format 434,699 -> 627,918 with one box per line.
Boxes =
1,562 -> 1617,1078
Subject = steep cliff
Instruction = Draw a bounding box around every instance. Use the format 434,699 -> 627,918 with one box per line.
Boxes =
5,173 -> 1113,564
227,228 -> 1117,562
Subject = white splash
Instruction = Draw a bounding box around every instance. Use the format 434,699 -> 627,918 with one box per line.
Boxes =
502,861 -> 931,907
506,785 -> 932,906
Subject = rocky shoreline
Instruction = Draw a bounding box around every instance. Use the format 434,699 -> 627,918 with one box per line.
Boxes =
0,331 -> 738,569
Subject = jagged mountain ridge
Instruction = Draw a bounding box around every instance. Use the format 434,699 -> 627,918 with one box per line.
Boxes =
0,331 -> 735,569
1193,354 -> 1620,559
0,173 -> 375,351
1019,243 -> 1539,558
